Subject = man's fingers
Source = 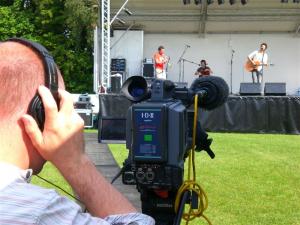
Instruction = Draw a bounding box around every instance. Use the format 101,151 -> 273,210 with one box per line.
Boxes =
21,115 -> 44,150
58,89 -> 74,115
38,85 -> 58,123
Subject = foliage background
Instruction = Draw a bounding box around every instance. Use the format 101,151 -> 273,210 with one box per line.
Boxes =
0,0 -> 98,93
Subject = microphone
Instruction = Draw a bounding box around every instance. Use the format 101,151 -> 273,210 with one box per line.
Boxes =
190,76 -> 229,110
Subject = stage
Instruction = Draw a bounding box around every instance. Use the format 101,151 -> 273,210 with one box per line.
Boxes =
98,94 -> 300,141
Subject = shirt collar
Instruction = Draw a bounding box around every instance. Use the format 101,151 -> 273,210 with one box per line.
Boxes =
0,162 -> 33,190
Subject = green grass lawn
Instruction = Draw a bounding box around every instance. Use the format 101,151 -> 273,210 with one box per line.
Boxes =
109,133 -> 300,225
83,129 -> 98,133
31,162 -> 74,198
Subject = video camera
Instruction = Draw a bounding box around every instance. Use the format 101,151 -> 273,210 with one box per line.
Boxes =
119,76 -> 229,225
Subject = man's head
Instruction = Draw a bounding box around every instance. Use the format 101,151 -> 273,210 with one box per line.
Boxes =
158,46 -> 165,55
200,59 -> 207,67
0,40 -> 63,173
260,43 -> 268,51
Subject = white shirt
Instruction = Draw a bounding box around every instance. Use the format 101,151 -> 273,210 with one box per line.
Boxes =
248,50 -> 268,71
0,162 -> 155,225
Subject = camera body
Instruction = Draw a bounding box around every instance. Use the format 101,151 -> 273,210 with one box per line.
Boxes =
122,79 -> 193,224
123,100 -> 188,190
120,76 -> 229,224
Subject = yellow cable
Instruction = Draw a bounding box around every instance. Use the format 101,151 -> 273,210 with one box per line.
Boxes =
174,94 -> 212,225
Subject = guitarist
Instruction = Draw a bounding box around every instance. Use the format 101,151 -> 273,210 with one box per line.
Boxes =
247,43 -> 268,83
194,59 -> 213,77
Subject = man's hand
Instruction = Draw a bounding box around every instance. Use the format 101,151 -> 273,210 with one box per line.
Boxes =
22,86 -> 138,217
21,85 -> 85,169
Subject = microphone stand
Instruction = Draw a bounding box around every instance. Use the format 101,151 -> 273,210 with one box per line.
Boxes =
230,49 -> 235,94
182,58 -> 199,66
181,58 -> 200,82
261,52 -> 265,85
177,45 -> 190,82
166,56 -> 170,80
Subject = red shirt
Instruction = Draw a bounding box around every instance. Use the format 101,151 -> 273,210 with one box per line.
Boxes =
197,66 -> 212,76
153,52 -> 165,70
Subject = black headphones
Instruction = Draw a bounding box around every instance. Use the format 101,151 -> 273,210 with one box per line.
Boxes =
7,38 -> 59,130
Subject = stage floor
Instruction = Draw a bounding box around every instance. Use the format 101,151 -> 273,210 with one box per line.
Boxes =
98,94 -> 300,135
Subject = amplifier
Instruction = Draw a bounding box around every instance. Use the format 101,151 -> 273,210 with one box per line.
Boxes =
143,63 -> 154,78
75,109 -> 93,128
143,58 -> 153,64
111,58 -> 126,72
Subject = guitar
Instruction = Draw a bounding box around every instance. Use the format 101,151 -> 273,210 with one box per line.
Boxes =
244,59 -> 274,72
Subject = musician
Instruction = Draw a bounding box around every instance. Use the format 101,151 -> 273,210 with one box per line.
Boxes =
194,59 -> 213,77
153,46 -> 169,79
247,43 -> 268,83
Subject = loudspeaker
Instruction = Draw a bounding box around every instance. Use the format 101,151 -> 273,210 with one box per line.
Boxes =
143,63 -> 154,78
264,83 -> 286,96
111,74 -> 122,93
240,83 -> 262,96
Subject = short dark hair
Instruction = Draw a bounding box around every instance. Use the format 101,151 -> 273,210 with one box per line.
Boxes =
261,43 -> 268,49
201,59 -> 207,65
158,46 -> 164,51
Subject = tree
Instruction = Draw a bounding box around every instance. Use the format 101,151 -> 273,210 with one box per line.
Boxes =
0,0 -> 97,93
0,0 -> 35,40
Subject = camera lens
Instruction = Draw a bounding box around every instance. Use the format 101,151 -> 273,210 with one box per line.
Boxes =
136,171 -> 145,180
146,171 -> 155,181
124,172 -> 135,183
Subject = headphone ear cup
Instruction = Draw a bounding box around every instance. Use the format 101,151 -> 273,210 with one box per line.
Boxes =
28,95 -> 45,130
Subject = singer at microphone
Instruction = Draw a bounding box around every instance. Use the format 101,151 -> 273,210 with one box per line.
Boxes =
153,45 -> 170,80
194,59 -> 213,77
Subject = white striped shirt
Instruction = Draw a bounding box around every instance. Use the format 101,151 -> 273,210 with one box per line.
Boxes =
0,162 -> 155,225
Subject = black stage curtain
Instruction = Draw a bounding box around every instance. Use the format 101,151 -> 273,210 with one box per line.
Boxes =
99,94 -> 300,135
99,94 -> 131,118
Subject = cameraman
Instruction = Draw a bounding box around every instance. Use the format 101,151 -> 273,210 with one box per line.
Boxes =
0,41 -> 154,225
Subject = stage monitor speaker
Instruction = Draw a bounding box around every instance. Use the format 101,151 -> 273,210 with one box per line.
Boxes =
264,83 -> 286,96
143,63 -> 154,78
240,83 -> 262,96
